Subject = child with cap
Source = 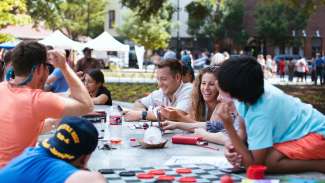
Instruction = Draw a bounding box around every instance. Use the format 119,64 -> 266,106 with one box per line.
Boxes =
216,56 -> 325,173
0,116 -> 105,183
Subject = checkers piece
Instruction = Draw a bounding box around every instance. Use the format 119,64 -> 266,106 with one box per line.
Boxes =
98,169 -> 114,174
136,173 -> 154,179
157,175 -> 175,181
148,169 -> 165,175
178,177 -> 197,182
176,168 -> 192,174
119,171 -> 136,176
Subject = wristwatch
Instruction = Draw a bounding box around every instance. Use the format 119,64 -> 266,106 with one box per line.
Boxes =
141,111 -> 148,120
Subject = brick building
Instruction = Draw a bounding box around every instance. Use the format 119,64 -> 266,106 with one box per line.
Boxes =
244,0 -> 325,58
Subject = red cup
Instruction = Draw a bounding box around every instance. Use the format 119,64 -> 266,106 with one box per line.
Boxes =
246,165 -> 267,179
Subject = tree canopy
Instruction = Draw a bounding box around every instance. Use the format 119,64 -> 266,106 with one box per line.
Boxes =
0,0 -> 30,42
255,0 -> 309,47
118,0 -> 173,50
120,0 -> 169,20
264,0 -> 325,17
27,0 -> 106,39
185,0 -> 247,49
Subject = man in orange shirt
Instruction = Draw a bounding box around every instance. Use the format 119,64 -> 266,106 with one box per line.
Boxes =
0,41 -> 93,167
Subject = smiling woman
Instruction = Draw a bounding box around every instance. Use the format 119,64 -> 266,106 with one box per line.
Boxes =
192,66 -> 220,121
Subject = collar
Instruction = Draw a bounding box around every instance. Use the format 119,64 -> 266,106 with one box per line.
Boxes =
166,82 -> 184,104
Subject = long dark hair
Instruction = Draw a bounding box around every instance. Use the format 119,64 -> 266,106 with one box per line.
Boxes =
191,66 -> 219,121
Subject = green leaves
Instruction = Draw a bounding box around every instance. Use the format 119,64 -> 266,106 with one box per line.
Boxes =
118,0 -> 173,50
185,0 -> 247,48
0,0 -> 31,28
26,0 -> 106,39
121,0 -> 168,21
254,1 -> 309,46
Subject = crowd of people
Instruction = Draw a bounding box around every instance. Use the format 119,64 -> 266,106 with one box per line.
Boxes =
0,41 -> 325,183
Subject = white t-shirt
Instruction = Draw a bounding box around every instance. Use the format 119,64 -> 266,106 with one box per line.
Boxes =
139,82 -> 193,113
211,52 -> 225,65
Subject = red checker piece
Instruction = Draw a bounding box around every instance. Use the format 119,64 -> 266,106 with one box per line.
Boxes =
148,169 -> 165,175
178,177 -> 197,182
176,168 -> 192,174
136,173 -> 154,179
158,175 -> 175,181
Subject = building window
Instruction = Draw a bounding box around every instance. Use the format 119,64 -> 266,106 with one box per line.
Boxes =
108,10 -> 115,29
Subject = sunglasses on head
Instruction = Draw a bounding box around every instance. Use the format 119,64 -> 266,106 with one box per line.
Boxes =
206,65 -> 220,72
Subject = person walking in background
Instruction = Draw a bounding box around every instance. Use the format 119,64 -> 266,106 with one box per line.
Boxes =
295,58 -> 307,82
314,53 -> 324,85
278,58 -> 286,81
287,59 -> 295,82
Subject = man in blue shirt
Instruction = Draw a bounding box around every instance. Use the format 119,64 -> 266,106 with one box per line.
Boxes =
45,68 -> 69,92
0,116 -> 105,183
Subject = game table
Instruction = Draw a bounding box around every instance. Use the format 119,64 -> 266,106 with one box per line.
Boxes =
39,105 -> 325,182
88,105 -> 224,170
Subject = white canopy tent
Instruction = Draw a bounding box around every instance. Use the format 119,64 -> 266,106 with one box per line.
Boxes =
39,30 -> 82,50
83,31 -> 129,67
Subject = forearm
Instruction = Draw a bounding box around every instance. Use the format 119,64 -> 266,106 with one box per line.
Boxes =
203,132 -> 227,145
177,114 -> 196,123
177,122 -> 205,132
224,124 -> 254,167
146,111 -> 157,121
60,63 -> 93,111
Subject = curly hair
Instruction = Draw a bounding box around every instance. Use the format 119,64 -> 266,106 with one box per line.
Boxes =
191,66 -> 220,121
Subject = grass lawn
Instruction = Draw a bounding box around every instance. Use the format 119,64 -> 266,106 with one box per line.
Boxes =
276,85 -> 325,114
106,83 -> 325,114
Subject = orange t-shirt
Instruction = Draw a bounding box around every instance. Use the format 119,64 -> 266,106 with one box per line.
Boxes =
0,82 -> 64,167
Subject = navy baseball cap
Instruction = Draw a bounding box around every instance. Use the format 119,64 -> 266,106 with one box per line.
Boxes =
41,116 -> 98,161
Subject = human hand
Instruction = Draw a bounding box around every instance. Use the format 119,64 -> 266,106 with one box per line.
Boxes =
216,103 -> 233,127
161,120 -> 178,130
123,110 -> 141,121
160,107 -> 183,121
48,50 -> 66,69
224,141 -> 242,168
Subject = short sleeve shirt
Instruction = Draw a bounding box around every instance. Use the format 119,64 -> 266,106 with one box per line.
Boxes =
49,68 -> 69,93
0,82 -> 65,167
96,86 -> 112,105
140,83 -> 193,113
236,82 -> 325,150
0,147 -> 77,183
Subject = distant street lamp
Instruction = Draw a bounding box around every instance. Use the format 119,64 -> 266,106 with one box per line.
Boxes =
176,0 -> 180,57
